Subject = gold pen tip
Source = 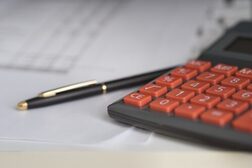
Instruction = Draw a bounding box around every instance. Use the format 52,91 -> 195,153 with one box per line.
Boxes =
16,101 -> 28,111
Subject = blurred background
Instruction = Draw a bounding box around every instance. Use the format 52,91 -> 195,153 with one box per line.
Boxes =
0,0 -> 251,75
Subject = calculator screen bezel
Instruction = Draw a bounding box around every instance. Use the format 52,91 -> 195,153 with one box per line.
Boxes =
225,37 -> 252,55
201,32 -> 252,67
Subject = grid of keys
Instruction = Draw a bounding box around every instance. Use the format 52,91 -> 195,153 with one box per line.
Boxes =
123,60 -> 252,134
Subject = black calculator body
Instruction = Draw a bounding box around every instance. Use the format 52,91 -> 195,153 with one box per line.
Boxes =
108,22 -> 252,150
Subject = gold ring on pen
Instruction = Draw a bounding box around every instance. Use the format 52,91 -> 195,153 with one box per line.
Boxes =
101,84 -> 107,94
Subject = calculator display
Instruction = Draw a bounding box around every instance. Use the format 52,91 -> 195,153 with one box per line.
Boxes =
225,37 -> 252,55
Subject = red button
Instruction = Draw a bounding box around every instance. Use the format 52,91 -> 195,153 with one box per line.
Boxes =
155,75 -> 182,89
166,89 -> 195,103
232,90 -> 252,104
181,80 -> 210,94
217,99 -> 249,115
247,84 -> 252,91
124,92 -> 152,107
206,85 -> 236,99
185,60 -> 211,72
201,109 -> 233,127
236,68 -> 252,80
221,76 -> 250,90
211,64 -> 238,76
171,67 -> 198,80
150,98 -> 179,113
175,103 -> 206,120
139,83 -> 167,97
191,94 -> 221,109
232,110 -> 252,133
196,72 -> 225,85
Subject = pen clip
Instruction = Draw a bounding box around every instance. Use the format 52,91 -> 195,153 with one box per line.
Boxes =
38,80 -> 98,98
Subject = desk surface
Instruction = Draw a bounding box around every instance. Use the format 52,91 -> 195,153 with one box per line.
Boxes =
0,151 -> 252,168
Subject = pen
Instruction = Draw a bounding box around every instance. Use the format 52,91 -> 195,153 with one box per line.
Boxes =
17,65 -> 177,110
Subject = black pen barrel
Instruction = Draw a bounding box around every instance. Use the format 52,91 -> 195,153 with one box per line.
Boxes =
105,67 -> 174,91
25,66 -> 176,109
27,85 -> 103,109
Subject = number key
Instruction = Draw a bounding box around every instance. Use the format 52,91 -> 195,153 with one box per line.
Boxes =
185,60 -> 211,72
155,75 -> 182,89
217,99 -> 249,115
206,85 -> 235,99
221,76 -> 250,90
236,68 -> 252,80
166,89 -> 195,103
196,72 -> 224,85
150,98 -> 179,113
232,110 -> 252,133
211,64 -> 238,76
191,94 -> 221,109
181,80 -> 210,94
171,67 -> 198,80
248,84 -> 252,91
201,109 -> 233,127
232,90 -> 252,104
139,84 -> 167,97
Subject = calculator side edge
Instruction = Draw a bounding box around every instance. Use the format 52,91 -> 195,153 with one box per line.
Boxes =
108,102 -> 252,151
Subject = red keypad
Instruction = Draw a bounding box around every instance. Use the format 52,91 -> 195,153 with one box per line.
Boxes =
196,72 -> 224,85
150,98 -> 179,113
221,76 -> 250,90
124,92 -> 152,107
191,94 -> 221,109
206,85 -> 235,99
175,103 -> 205,120
185,60 -> 211,72
166,89 -> 195,103
171,67 -> 198,80
236,68 -> 252,80
181,80 -> 210,94
155,75 -> 182,89
201,109 -> 233,126
139,84 -> 167,97
122,59 -> 252,136
232,90 -> 252,104
211,64 -> 238,76
217,99 -> 249,115
232,110 -> 252,133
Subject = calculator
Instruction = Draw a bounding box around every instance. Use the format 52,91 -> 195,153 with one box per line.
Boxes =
108,22 -> 252,150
